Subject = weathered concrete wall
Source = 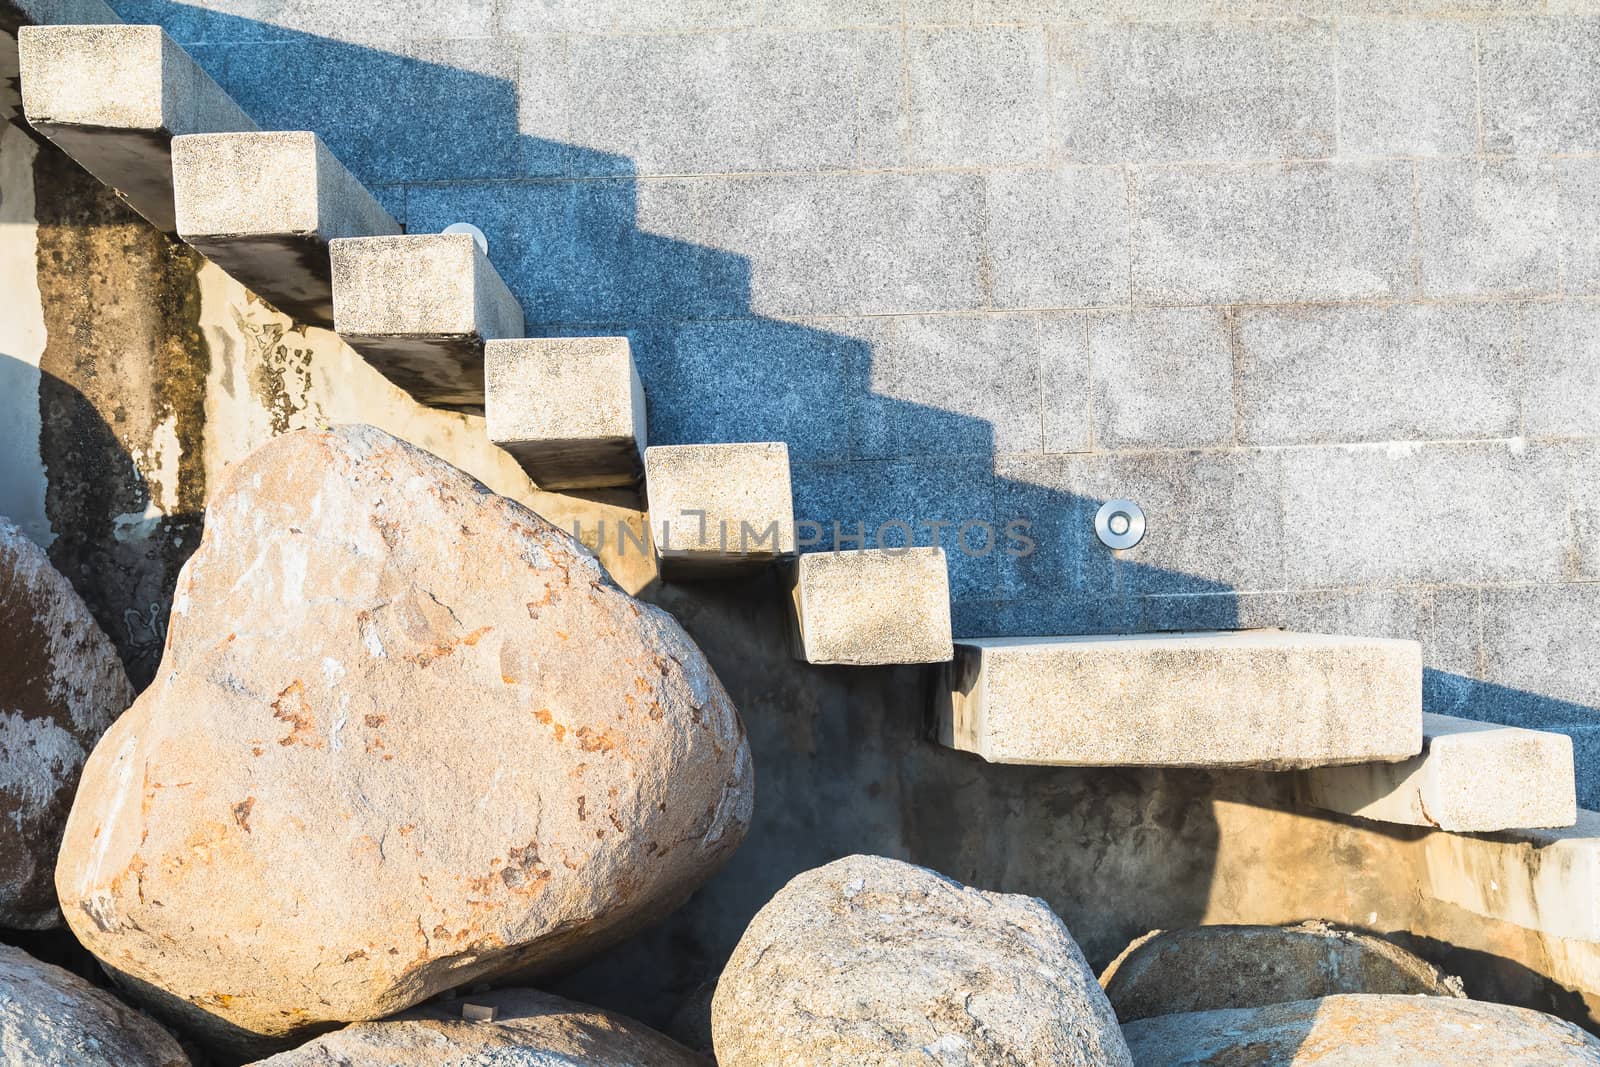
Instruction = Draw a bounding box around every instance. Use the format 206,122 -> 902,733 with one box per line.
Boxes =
5,0 -> 1600,1050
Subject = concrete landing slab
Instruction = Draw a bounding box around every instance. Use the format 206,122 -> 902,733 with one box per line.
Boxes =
787,548 -> 953,666
19,24 -> 255,231
644,442 -> 795,579
330,233 -> 524,413
172,131 -> 400,328
937,629 -> 1422,769
485,337 -> 646,490
1300,712 -> 1576,833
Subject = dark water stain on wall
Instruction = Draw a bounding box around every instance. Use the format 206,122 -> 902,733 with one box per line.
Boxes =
30,140 -> 209,688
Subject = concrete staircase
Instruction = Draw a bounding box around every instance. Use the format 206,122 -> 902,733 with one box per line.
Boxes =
15,18 -> 1586,826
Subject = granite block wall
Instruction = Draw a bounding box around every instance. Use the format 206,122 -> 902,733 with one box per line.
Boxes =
103,0 -> 1600,800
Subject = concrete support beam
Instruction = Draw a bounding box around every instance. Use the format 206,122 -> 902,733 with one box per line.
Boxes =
329,233 -> 524,414
172,131 -> 400,328
484,337 -> 646,490
643,442 -> 795,579
19,24 -> 255,232
1299,712 -> 1576,833
938,630 -> 1422,769
787,548 -> 953,666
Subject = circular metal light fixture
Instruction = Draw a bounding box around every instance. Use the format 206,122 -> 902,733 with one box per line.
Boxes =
442,222 -> 489,255
1095,499 -> 1145,550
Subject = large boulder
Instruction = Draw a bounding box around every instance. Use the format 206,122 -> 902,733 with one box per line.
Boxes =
55,426 -> 753,1049
0,517 -> 132,928
1101,920 -> 1464,1021
1121,994 -> 1600,1065
248,987 -> 707,1065
711,854 -> 1132,1066
0,943 -> 189,1066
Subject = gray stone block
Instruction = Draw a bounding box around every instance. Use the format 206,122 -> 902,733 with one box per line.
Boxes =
851,313 -> 1045,460
695,171 -> 986,316
645,442 -> 796,579
6,1 -> 120,28
18,23 -> 256,231
1335,18 -> 1476,157
1235,302 -> 1520,446
937,630 -> 1423,769
1568,442 -> 1600,581
1417,159 -> 1561,298
786,548 -> 954,665
1522,302 -> 1600,440
522,29 -> 902,177
1558,158 -> 1600,296
995,449 -> 1285,600
1051,21 -> 1335,164
1039,313 -> 1092,455
984,164 -> 1128,310
329,233 -> 525,413
1280,442 -> 1571,589
1131,162 -> 1414,305
1088,308 -> 1234,450
1477,584 -> 1600,724
1300,713 -> 1577,833
485,337 -> 645,490
497,0 -> 761,33
172,131 -> 401,328
1480,17 -> 1600,156
905,27 -> 1049,167
206,35 -> 523,184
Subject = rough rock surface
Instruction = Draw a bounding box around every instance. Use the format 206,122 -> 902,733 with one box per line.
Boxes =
711,854 -> 1132,1066
248,987 -> 707,1066
1101,921 -> 1464,1022
0,517 -> 132,928
0,943 -> 189,1066
55,426 -> 753,1049
1121,993 -> 1600,1065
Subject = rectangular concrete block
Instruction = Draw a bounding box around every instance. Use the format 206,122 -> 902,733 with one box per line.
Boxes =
1131,161 -> 1414,305
787,548 -> 953,666
983,163 -> 1128,310
1051,20 -> 1335,164
644,443 -> 796,579
1416,159 -> 1561,298
1300,713 -> 1577,833
1335,18 -> 1476,158
1426,809 -> 1600,944
19,23 -> 256,231
937,630 -> 1423,769
1479,17 -> 1600,156
905,27 -> 1049,167
485,337 -> 645,491
1235,302 -> 1520,446
172,131 -> 401,328
329,233 -> 524,414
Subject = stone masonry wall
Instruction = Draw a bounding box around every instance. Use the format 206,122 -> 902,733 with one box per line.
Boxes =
7,0 -> 1600,1044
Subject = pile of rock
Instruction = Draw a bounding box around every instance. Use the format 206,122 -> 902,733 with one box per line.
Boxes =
3,426 -> 1599,1065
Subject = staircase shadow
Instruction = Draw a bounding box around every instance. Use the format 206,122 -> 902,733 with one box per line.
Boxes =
76,0 -> 1600,1054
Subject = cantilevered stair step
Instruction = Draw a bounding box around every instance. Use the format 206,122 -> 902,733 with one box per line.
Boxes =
1299,712 -> 1576,833
937,630 -> 1422,770
330,233 -> 524,414
486,337 -> 646,490
19,23 -> 255,231
172,131 -> 400,328
644,442 -> 795,580
787,548 -> 953,666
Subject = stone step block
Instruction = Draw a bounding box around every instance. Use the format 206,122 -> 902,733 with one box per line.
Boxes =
937,629 -> 1422,769
1299,712 -> 1576,833
485,337 -> 646,490
787,548 -> 953,666
643,442 -> 795,580
172,131 -> 400,328
329,233 -> 524,414
19,23 -> 256,231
